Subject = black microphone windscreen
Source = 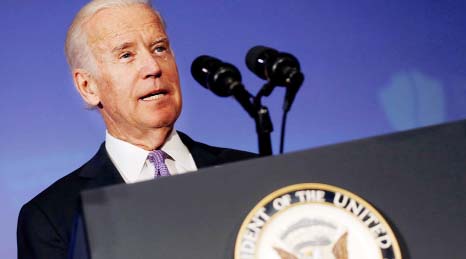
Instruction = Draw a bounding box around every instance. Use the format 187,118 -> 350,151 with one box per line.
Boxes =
245,46 -> 279,80
191,55 -> 244,97
191,55 -> 222,88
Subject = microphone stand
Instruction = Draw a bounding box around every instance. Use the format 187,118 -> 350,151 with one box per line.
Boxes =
253,82 -> 275,156
253,72 -> 304,155
230,82 -> 273,156
254,105 -> 273,156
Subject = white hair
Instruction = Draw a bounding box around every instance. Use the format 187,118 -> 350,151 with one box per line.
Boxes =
65,0 -> 164,73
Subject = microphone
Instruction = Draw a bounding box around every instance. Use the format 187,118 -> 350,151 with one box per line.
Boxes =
246,46 -> 304,111
191,55 -> 255,117
191,55 -> 242,97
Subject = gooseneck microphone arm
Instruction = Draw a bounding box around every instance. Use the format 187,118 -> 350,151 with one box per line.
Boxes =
218,81 -> 273,156
228,81 -> 256,119
191,55 -> 273,156
251,90 -> 273,156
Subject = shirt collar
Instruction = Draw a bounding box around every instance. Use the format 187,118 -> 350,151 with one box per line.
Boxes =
160,129 -> 195,172
105,129 -> 195,183
105,131 -> 149,183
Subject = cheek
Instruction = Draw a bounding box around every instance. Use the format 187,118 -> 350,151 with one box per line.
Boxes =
98,79 -> 133,111
161,57 -> 179,78
162,61 -> 181,96
106,70 -> 138,98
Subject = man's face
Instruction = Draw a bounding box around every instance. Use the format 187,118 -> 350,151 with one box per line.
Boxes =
85,4 -> 182,141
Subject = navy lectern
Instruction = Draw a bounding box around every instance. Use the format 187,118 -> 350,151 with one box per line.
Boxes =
71,120 -> 466,259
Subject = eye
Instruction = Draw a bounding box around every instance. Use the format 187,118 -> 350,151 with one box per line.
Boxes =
154,45 -> 167,53
119,52 -> 133,60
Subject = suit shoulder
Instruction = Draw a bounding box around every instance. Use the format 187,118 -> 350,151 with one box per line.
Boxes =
18,165 -> 88,247
177,131 -> 258,166
25,166 -> 87,209
198,142 -> 257,161
19,169 -> 86,239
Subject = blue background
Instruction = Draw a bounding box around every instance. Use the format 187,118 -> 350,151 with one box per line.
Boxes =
1,0 -> 465,257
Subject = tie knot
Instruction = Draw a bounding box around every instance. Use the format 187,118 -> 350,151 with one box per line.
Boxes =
147,150 -> 168,163
147,150 -> 170,178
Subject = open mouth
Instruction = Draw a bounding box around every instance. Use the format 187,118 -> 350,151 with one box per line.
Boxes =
140,90 -> 168,101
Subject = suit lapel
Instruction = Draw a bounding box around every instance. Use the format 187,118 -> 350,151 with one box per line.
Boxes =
78,143 -> 125,189
177,131 -> 220,169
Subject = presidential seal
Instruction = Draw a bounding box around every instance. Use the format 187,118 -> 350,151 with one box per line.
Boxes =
234,183 -> 402,259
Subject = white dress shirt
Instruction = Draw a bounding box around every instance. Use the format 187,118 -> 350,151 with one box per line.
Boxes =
105,130 -> 198,183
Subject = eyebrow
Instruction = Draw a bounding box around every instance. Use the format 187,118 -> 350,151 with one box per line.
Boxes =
111,42 -> 135,53
150,37 -> 169,47
110,37 -> 169,53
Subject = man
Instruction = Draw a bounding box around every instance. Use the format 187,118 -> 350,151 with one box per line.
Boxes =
17,0 -> 256,258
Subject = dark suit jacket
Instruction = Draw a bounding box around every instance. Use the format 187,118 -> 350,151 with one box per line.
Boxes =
17,132 -> 256,259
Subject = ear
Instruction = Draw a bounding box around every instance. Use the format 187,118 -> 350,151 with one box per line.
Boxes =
73,68 -> 101,108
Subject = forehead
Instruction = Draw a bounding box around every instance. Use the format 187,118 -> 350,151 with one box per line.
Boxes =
85,4 -> 166,48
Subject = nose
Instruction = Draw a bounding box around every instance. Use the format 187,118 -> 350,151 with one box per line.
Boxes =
140,49 -> 162,79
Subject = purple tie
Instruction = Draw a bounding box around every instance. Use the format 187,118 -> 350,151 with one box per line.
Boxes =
147,150 -> 171,178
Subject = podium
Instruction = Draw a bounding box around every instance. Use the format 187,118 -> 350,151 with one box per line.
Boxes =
72,120 -> 466,259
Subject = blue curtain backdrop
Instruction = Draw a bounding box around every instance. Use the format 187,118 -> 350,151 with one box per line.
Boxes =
1,0 -> 465,256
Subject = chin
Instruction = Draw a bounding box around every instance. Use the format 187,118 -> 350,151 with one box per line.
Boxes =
145,116 -> 177,129
139,106 -> 180,128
